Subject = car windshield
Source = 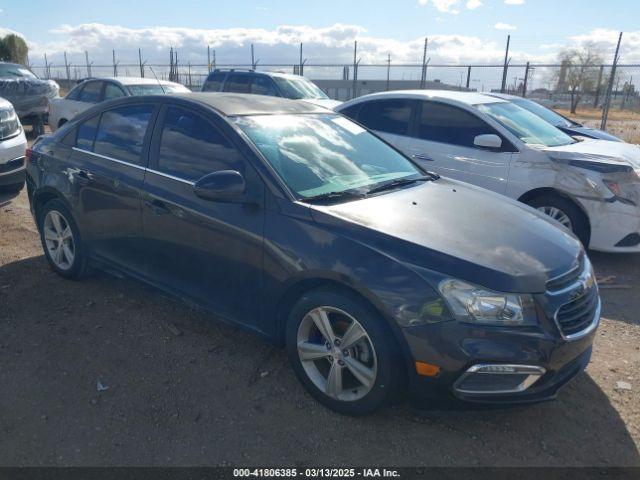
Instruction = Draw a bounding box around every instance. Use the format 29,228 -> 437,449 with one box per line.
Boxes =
512,98 -> 574,128
273,77 -> 329,100
0,63 -> 37,79
126,84 -> 190,95
233,113 -> 424,200
476,102 -> 576,147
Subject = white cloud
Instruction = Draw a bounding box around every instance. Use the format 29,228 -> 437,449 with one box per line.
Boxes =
466,0 -> 483,9
494,22 -> 517,30
504,0 -> 524,4
418,0 -> 461,14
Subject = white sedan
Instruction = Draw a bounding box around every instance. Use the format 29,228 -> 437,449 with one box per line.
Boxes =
48,77 -> 190,131
336,90 -> 640,253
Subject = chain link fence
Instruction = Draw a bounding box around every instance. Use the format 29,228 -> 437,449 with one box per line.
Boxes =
29,57 -> 640,142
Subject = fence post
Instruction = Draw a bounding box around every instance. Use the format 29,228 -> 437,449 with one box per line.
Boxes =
500,34 -> 510,93
621,75 -> 632,110
139,49 -> 145,78
593,65 -> 604,107
44,53 -> 49,79
386,53 -> 391,91
352,41 -> 358,99
207,45 -> 212,74
85,51 -> 92,78
465,66 -> 471,89
112,50 -> 118,77
420,37 -> 428,89
601,32 -> 623,131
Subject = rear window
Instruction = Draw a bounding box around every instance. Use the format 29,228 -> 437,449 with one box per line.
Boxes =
78,81 -> 103,103
75,115 -> 100,150
93,105 -> 154,164
224,75 -> 252,93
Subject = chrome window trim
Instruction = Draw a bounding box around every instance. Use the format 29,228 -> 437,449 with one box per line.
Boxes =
72,147 -> 146,171
453,364 -> 546,395
146,168 -> 195,186
72,147 -> 196,186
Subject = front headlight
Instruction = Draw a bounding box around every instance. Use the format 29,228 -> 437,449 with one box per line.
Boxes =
0,106 -> 21,140
438,279 -> 537,326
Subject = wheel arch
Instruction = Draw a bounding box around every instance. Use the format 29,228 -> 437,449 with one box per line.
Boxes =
518,187 -> 591,237
33,187 -> 76,224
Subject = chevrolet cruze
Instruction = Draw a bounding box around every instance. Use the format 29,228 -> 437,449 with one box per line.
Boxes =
26,93 -> 600,415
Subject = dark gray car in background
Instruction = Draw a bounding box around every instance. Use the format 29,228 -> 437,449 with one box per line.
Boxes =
26,93 -> 600,415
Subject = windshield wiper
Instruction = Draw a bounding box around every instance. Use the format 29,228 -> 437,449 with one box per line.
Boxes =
366,175 -> 433,195
302,190 -> 366,204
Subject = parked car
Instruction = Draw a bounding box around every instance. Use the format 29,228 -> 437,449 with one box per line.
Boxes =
336,90 -> 640,252
201,69 -> 341,109
48,77 -> 190,132
0,97 -> 28,193
0,62 -> 59,136
487,93 -> 622,142
26,93 -> 599,415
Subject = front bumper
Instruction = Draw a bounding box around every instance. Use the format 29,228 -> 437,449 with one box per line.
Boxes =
401,306 -> 598,407
584,196 -> 640,253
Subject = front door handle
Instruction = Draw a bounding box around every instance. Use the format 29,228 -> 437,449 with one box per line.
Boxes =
74,169 -> 91,185
144,198 -> 171,215
412,153 -> 434,162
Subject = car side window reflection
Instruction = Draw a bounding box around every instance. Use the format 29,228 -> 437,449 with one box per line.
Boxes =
93,105 -> 154,164
75,115 -> 100,151
78,81 -> 103,103
157,106 -> 244,180
356,99 -> 414,136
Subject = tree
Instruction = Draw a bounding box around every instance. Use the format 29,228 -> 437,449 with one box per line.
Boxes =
0,34 -> 29,65
557,44 -> 604,114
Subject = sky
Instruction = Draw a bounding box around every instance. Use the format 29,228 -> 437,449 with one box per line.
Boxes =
0,0 -> 638,84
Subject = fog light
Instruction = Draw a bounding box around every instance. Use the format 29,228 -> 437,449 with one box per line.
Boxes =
454,364 -> 545,395
415,361 -> 440,377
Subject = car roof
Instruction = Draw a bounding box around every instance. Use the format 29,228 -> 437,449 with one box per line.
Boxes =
485,92 -> 525,101
84,77 -> 183,87
170,92 -> 332,116
213,69 -> 307,81
338,89 -> 508,108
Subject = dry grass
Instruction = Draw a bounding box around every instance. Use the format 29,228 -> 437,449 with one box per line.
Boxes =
553,107 -> 640,144
555,107 -> 640,122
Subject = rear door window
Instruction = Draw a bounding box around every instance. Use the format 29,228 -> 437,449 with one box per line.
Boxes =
75,115 -> 100,150
417,101 -> 500,148
356,99 -> 415,136
156,106 -> 244,180
224,75 -> 252,93
251,76 -> 278,96
93,105 -> 154,165
202,71 -> 226,92
104,83 -> 127,100
78,81 -> 104,103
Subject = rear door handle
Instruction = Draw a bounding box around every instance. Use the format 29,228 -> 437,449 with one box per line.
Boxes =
412,153 -> 434,162
144,198 -> 171,215
74,169 -> 91,185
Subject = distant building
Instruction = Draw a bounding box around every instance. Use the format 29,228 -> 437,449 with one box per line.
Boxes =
313,78 -> 468,101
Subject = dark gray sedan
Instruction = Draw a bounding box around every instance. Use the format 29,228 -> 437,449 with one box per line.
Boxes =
26,93 -> 599,415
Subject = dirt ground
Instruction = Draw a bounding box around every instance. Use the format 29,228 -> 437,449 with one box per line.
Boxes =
1,154 -> 639,467
555,107 -> 640,144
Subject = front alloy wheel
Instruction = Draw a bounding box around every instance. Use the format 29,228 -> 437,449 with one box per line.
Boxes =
536,206 -> 573,231
286,289 -> 402,416
297,306 -> 377,401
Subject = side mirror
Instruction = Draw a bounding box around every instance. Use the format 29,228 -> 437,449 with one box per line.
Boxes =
194,170 -> 246,201
474,134 -> 503,149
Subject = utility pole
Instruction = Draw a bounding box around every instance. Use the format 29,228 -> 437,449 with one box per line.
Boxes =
500,35 -> 510,93
593,65 -> 604,107
420,37 -> 428,89
601,32 -> 623,131
139,48 -> 145,77
386,53 -> 391,91
522,62 -> 530,97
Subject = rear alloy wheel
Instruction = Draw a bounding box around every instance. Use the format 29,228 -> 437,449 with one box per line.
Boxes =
286,289 -> 402,415
38,199 -> 88,279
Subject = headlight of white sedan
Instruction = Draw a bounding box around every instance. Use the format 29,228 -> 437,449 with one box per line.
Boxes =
438,279 -> 537,326
0,105 -> 21,140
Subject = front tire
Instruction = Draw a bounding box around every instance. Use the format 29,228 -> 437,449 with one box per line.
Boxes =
527,194 -> 590,246
286,289 -> 403,416
37,199 -> 88,279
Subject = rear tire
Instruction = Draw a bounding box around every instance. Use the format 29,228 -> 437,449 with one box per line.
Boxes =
527,194 -> 590,246
286,288 -> 403,416
37,199 -> 88,279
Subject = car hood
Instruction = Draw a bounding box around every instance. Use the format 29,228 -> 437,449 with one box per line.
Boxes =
308,177 -> 582,293
543,138 -> 640,169
301,98 -> 342,109
560,125 -> 623,142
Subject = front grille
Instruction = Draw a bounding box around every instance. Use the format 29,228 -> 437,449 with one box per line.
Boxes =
0,157 -> 25,174
556,286 -> 599,337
